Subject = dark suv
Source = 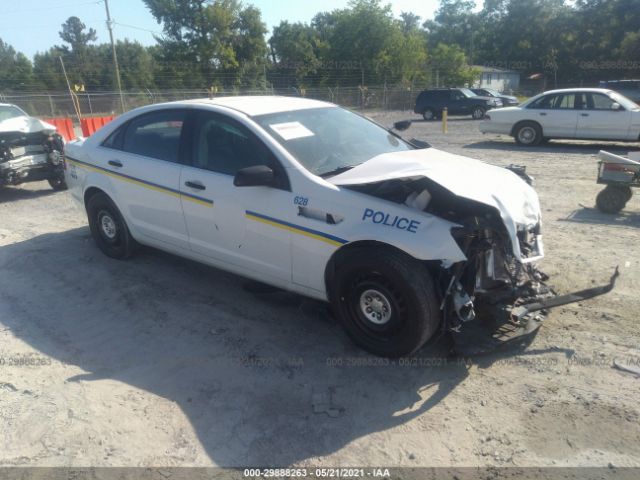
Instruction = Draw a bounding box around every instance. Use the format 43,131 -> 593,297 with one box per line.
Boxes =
414,88 -> 502,120
598,80 -> 640,104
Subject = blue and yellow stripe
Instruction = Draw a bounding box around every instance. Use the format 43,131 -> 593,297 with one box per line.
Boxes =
245,210 -> 348,247
67,157 -> 213,208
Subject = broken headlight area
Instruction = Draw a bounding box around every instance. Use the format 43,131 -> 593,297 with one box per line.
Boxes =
442,219 -> 554,354
442,220 -> 618,355
0,131 -> 65,187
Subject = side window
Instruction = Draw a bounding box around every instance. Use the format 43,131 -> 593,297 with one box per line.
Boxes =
121,110 -> 186,162
192,112 -> 274,177
528,94 -> 557,109
554,94 -> 576,109
589,93 -> 617,110
451,90 -> 465,101
102,125 -> 126,150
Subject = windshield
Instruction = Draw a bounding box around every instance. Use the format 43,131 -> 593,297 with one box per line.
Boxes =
483,88 -> 501,97
460,88 -> 477,97
0,105 -> 26,122
609,91 -> 640,111
254,107 -> 413,177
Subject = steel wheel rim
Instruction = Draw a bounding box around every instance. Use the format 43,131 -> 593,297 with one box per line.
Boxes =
359,288 -> 392,325
98,211 -> 118,241
518,127 -> 536,144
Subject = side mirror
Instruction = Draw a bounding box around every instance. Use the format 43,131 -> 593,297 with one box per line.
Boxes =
234,165 -> 275,187
393,120 -> 412,131
611,102 -> 623,111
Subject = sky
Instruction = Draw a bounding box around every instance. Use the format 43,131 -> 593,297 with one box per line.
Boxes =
1,0 -> 449,59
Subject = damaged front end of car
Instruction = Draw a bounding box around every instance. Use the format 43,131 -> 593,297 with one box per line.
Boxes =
0,120 -> 66,190
341,163 -> 618,355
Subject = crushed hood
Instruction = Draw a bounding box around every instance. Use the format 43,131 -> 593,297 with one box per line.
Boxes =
0,116 -> 56,135
329,148 -> 542,260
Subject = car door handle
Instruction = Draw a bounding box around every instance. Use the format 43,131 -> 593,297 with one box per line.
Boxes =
581,113 -> 590,117
539,113 -> 547,116
108,160 -> 123,168
185,181 -> 206,190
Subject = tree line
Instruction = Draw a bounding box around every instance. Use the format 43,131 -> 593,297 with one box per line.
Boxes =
0,0 -> 638,94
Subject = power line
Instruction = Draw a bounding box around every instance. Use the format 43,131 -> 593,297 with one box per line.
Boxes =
0,0 -> 102,15
113,21 -> 163,36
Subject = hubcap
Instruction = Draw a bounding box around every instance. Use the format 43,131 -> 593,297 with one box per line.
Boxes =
359,289 -> 392,325
518,127 -> 535,143
100,213 -> 117,240
473,109 -> 483,118
424,110 -> 433,119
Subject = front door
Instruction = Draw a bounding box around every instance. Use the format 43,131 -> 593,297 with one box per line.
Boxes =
576,92 -> 632,140
180,110 -> 293,284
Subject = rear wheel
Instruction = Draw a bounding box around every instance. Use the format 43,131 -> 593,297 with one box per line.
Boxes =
596,186 -> 631,213
330,248 -> 440,357
514,121 -> 543,146
87,192 -> 137,259
472,106 -> 486,120
422,108 -> 436,121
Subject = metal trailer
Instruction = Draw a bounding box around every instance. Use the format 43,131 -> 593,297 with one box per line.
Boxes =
595,150 -> 640,213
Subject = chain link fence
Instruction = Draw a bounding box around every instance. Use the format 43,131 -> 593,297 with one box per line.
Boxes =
0,85 -> 427,118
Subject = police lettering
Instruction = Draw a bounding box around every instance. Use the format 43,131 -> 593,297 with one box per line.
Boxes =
362,208 -> 420,233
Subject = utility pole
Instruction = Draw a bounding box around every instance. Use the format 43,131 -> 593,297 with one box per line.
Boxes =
59,56 -> 82,122
104,0 -> 126,113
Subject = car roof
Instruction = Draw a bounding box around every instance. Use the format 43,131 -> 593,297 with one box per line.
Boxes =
541,88 -> 615,95
178,96 -> 334,116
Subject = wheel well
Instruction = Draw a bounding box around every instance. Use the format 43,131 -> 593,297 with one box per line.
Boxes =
511,120 -> 543,137
83,186 -> 106,210
324,240 -> 415,301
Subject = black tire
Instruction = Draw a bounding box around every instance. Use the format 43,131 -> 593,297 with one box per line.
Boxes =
330,248 -> 440,357
596,186 -> 630,214
87,192 -> 137,259
422,108 -> 436,121
514,121 -> 543,146
471,106 -> 486,120
48,177 -> 67,191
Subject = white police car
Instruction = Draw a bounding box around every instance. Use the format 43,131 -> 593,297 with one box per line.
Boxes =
64,97 -> 616,357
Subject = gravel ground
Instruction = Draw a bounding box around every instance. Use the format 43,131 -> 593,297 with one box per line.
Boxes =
0,112 -> 639,469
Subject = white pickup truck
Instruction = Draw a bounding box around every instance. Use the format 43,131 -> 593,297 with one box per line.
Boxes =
64,96 -> 616,356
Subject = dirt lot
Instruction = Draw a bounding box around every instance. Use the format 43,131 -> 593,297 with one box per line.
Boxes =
1,113 -> 639,469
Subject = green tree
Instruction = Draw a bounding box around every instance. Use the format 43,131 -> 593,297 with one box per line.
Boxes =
269,21 -> 322,86
143,0 -> 268,88
0,39 -> 34,91
430,43 -> 479,86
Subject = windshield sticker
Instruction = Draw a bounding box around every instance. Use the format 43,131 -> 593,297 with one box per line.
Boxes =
269,122 -> 315,140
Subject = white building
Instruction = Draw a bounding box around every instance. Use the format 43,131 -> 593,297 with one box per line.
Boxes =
473,66 -> 520,93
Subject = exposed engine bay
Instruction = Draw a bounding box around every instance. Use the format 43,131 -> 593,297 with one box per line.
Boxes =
0,113 -> 66,191
346,170 -> 618,354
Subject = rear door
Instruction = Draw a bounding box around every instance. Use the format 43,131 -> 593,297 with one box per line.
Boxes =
576,92 -> 632,140
527,93 -> 578,137
96,109 -> 190,249
179,110 -> 293,284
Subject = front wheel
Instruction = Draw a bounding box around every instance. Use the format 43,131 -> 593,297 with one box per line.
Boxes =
87,192 -> 137,259
330,248 -> 440,357
472,106 -> 486,120
596,186 -> 631,214
48,176 -> 67,191
514,121 -> 543,146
